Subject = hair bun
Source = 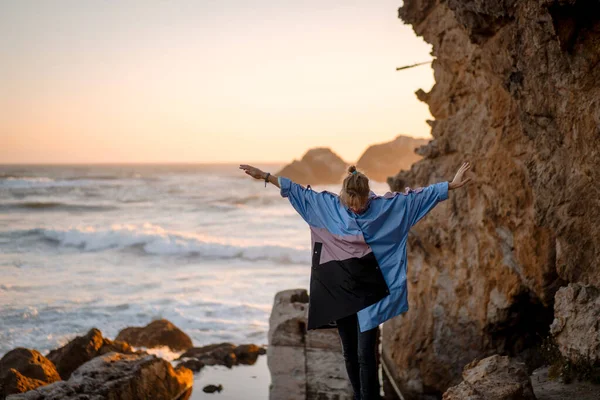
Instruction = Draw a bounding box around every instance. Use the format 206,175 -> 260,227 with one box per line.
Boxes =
348,165 -> 357,174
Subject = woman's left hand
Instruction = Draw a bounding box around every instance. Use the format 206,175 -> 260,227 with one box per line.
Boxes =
449,161 -> 472,190
239,164 -> 266,180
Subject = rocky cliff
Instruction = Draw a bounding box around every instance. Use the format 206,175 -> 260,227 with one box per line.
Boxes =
384,0 -> 600,398
356,135 -> 428,182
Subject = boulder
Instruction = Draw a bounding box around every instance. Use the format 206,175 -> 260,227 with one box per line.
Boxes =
267,289 -> 353,400
550,283 -> 600,365
356,135 -> 428,182
7,352 -> 193,400
115,319 -> 193,352
46,328 -> 134,379
0,348 -> 61,397
0,348 -> 60,385
276,148 -> 347,185
442,355 -> 536,400
383,0 -> 600,396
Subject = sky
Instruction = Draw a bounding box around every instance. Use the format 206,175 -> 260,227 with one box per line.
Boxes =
0,0 -> 435,164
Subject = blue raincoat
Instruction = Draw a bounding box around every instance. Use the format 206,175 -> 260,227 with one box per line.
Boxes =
278,176 -> 449,332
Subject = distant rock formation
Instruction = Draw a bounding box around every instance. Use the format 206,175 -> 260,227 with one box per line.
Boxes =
356,135 -> 428,182
8,352 -> 193,400
116,319 -> 193,352
267,289 -> 353,400
276,148 -> 347,185
382,0 -> 600,397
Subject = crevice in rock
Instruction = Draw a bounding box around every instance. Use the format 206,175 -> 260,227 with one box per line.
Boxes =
484,289 -> 555,371
547,0 -> 600,54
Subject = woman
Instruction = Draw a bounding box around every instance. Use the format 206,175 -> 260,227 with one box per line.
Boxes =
240,162 -> 472,399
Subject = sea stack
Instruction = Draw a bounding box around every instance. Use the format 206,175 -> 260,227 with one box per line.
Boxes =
276,148 -> 347,185
356,135 -> 428,182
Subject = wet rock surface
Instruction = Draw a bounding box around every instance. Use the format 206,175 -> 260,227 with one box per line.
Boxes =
277,148 -> 348,185
115,319 -> 193,352
46,328 -> 134,380
178,358 -> 205,373
177,342 -> 265,369
442,355 -> 536,400
383,0 -> 600,397
7,352 -> 193,400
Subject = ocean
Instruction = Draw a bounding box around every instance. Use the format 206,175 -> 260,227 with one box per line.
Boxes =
0,164 -> 389,358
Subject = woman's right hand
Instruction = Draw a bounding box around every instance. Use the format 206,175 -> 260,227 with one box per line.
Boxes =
239,164 -> 266,180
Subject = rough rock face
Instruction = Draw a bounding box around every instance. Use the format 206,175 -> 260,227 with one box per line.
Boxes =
0,348 -> 60,397
383,0 -> 600,397
115,319 -> 193,352
276,148 -> 348,185
267,289 -> 353,400
442,355 -> 536,400
356,135 -> 428,182
7,352 -> 193,400
47,328 -> 133,379
550,283 -> 600,365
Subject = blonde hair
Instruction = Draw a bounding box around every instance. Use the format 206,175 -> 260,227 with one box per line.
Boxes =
340,165 -> 370,211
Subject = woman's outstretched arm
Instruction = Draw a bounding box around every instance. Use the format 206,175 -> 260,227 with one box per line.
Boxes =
401,161 -> 473,229
239,164 -> 339,227
239,164 -> 280,188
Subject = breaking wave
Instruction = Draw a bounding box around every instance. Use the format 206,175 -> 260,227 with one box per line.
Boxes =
30,224 -> 309,264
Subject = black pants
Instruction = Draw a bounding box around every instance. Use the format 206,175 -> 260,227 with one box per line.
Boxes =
336,313 -> 380,400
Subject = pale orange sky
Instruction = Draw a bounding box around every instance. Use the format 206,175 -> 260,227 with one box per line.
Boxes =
0,0 -> 434,164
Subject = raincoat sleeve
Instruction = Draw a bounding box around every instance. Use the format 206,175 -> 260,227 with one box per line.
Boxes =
278,176 -> 337,228
403,181 -> 449,228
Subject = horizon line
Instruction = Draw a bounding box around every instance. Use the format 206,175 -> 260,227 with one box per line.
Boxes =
0,161 -> 289,166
